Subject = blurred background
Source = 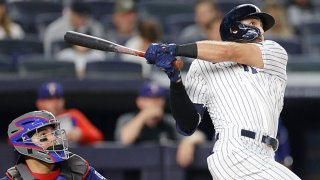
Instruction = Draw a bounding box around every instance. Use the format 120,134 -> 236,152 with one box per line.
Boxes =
0,0 -> 320,179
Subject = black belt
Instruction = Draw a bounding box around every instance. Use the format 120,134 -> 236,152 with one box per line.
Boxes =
215,129 -> 278,151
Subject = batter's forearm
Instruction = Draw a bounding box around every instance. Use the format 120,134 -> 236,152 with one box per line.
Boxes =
196,41 -> 233,61
175,41 -> 263,68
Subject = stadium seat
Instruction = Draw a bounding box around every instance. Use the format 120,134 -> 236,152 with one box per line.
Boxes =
0,54 -> 17,78
79,0 -> 115,21
0,38 -> 43,55
138,1 -> 194,31
35,12 -> 62,40
7,1 -> 63,35
215,1 -> 241,13
298,20 -> 320,54
271,38 -> 304,55
0,38 -> 44,65
297,20 -> 320,35
18,59 -> 76,78
51,40 -> 72,56
85,60 -> 143,80
287,54 -> 320,72
215,0 -> 263,13
165,13 -> 195,37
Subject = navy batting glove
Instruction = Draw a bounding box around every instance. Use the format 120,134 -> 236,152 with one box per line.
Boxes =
145,43 -> 181,82
161,43 -> 177,56
167,68 -> 181,82
145,43 -> 177,64
145,43 -> 161,64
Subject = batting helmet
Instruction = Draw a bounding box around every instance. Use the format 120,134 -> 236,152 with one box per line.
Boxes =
220,4 -> 275,42
8,110 -> 69,163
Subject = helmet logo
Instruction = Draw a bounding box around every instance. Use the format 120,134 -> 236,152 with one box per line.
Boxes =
230,26 -> 239,34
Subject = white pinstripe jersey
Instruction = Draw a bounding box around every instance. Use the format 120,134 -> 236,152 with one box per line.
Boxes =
185,40 -> 288,138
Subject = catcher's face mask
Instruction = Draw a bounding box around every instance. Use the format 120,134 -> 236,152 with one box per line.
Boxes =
30,125 -> 69,161
8,110 -> 70,163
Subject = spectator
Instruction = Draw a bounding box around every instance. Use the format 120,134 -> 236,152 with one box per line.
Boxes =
0,0 -> 24,39
110,0 -> 138,45
121,18 -> 162,77
263,2 -> 295,40
43,0 -> 106,58
178,0 -> 221,43
180,15 -> 222,63
287,0 -> 320,28
56,43 -> 109,79
114,81 -> 206,167
36,81 -> 104,145
205,15 -> 222,41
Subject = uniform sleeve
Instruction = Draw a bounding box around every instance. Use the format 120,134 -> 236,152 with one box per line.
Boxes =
84,166 -> 108,180
68,109 -> 104,144
256,40 -> 288,80
185,60 -> 208,106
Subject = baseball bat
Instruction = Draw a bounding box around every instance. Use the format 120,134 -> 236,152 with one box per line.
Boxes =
64,31 -> 183,69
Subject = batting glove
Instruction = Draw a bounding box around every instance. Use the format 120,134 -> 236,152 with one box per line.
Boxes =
145,43 -> 181,82
162,43 -> 177,56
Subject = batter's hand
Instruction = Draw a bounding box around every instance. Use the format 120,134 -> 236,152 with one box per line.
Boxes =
145,43 -> 181,82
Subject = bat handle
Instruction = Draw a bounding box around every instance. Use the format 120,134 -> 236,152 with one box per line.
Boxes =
139,52 -> 184,70
172,58 -> 184,70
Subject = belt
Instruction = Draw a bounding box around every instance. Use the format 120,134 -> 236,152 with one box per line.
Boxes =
215,129 -> 279,151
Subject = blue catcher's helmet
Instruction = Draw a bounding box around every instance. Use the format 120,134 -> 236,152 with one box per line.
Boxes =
220,4 -> 275,42
8,110 -> 69,163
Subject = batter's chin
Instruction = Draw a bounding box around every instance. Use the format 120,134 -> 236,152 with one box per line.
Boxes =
252,36 -> 263,43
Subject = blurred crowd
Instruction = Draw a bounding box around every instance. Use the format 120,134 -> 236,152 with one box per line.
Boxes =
0,0 -> 320,80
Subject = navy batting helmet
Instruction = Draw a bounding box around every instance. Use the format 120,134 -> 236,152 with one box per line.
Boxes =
220,4 -> 275,42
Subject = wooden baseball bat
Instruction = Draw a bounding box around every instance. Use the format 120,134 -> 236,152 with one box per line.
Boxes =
64,31 -> 183,69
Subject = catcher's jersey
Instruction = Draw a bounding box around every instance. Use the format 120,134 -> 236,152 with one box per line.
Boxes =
185,40 -> 288,138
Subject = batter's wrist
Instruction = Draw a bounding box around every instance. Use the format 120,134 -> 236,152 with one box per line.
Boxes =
168,69 -> 181,83
176,43 -> 198,58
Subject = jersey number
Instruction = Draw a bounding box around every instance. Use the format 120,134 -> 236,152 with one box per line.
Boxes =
243,65 -> 258,74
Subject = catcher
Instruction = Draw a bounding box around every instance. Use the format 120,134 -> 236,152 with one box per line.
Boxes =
2,110 -> 107,180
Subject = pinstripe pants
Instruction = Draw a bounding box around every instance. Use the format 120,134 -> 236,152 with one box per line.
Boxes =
207,128 -> 301,180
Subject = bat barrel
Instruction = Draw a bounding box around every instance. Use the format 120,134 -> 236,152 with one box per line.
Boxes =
64,31 -> 117,52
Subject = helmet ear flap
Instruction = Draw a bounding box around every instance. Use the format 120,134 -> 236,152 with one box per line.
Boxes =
227,21 -> 260,42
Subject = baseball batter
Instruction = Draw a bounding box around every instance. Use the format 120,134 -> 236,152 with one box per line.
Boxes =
145,4 -> 301,179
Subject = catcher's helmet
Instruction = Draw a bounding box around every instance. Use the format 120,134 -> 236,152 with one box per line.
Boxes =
8,110 -> 69,163
220,4 -> 275,42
